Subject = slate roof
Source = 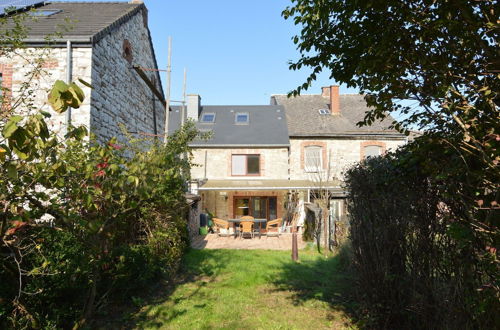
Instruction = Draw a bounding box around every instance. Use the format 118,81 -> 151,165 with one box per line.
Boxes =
271,94 -> 404,137
168,105 -> 290,147
3,1 -> 144,44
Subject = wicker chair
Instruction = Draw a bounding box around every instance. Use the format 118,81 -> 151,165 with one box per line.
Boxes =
266,218 -> 283,237
239,220 -> 254,239
213,218 -> 230,237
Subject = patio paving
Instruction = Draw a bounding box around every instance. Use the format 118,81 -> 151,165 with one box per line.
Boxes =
191,233 -> 307,250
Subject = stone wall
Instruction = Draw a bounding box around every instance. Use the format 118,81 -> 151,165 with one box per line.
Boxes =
0,47 -> 93,136
90,8 -> 165,143
289,137 -> 407,181
1,7 -> 163,143
190,147 -> 289,180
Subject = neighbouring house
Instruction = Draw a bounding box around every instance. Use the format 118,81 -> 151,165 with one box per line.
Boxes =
0,0 -> 165,142
169,86 -> 407,236
271,85 -> 407,223
169,95 -> 291,233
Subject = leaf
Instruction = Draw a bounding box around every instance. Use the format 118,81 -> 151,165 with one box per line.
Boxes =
6,163 -> 17,179
2,115 -> 23,138
0,147 -> 6,162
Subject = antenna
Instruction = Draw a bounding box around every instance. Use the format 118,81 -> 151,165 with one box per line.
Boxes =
163,36 -> 172,144
181,68 -> 187,126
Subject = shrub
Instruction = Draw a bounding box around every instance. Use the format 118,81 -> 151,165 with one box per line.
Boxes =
345,141 -> 499,329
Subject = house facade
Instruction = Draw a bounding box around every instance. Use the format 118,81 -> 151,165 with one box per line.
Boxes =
0,1 -> 164,142
171,86 -> 407,231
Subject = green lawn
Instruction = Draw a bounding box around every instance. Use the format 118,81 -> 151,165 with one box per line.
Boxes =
122,247 -> 357,329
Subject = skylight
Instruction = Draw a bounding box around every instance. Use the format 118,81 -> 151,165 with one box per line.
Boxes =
29,9 -> 61,16
318,109 -> 331,115
235,112 -> 249,124
200,113 -> 215,123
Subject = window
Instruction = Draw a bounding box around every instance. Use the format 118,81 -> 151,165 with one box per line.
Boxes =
200,112 -> 216,123
364,145 -> 382,159
305,146 -> 322,172
318,109 -> 331,115
235,112 -> 249,124
29,9 -> 61,17
232,154 -> 260,175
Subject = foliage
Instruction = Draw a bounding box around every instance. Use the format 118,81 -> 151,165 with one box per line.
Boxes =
0,76 -> 196,329
285,1 -> 499,326
345,143 -> 499,329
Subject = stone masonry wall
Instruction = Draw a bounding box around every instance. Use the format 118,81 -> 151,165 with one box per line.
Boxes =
190,147 -> 289,180
90,8 -> 165,143
289,137 -> 407,181
0,47 -> 93,135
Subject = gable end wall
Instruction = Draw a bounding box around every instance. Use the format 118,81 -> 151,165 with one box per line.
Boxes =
90,8 -> 164,143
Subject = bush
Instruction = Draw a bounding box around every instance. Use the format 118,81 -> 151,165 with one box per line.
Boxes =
1,227 -> 91,329
345,140 -> 499,329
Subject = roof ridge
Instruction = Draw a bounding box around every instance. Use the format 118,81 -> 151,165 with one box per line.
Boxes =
49,1 -> 136,3
91,2 -> 144,43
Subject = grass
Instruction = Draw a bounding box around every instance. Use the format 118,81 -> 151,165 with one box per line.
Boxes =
122,247 -> 358,329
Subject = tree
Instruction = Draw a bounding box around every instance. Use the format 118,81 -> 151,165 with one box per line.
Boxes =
283,1 -> 498,165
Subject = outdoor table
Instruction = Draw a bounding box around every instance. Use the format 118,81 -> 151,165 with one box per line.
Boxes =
228,219 -> 267,238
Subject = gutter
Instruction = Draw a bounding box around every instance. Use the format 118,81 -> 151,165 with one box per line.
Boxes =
189,144 -> 291,148
65,40 -> 72,134
198,186 -> 344,191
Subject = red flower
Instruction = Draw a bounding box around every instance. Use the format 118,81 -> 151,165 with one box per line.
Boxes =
5,221 -> 28,236
95,170 -> 106,177
97,162 -> 108,169
108,143 -> 122,150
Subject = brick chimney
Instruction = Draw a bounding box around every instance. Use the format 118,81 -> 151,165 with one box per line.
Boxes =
330,85 -> 340,115
129,0 -> 144,3
187,94 -> 201,121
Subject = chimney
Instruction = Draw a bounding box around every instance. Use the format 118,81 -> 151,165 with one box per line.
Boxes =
129,0 -> 144,3
330,85 -> 340,115
187,94 -> 201,121
321,86 -> 330,97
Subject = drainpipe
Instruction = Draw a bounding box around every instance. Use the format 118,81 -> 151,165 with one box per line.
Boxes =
65,40 -> 72,134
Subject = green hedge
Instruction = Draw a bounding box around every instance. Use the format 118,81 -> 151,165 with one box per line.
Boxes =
345,141 -> 499,329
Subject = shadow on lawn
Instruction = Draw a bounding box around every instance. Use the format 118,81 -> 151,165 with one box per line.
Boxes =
271,246 -> 362,326
124,249 -> 233,328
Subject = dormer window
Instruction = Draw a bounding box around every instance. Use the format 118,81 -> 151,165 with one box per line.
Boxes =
235,112 -> 249,124
200,112 -> 215,123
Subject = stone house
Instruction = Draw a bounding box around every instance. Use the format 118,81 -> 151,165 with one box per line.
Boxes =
0,1 -> 165,141
169,86 -> 407,232
272,85 -> 407,221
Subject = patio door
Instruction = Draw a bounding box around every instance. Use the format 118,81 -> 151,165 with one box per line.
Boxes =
234,196 -> 277,222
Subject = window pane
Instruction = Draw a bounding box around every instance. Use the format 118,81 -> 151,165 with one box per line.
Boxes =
235,198 -> 250,217
232,155 -> 246,175
235,113 -> 249,123
305,146 -> 321,171
201,113 -> 215,122
364,145 -> 381,158
247,155 -> 260,174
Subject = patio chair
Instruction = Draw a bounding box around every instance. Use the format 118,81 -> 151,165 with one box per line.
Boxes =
266,218 -> 282,238
239,220 -> 254,239
213,218 -> 230,237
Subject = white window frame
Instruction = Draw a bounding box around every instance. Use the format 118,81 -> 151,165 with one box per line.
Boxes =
235,112 -> 249,125
200,112 -> 216,123
304,146 -> 323,173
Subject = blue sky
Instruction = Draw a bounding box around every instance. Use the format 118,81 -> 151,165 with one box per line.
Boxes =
57,0 -> 360,105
